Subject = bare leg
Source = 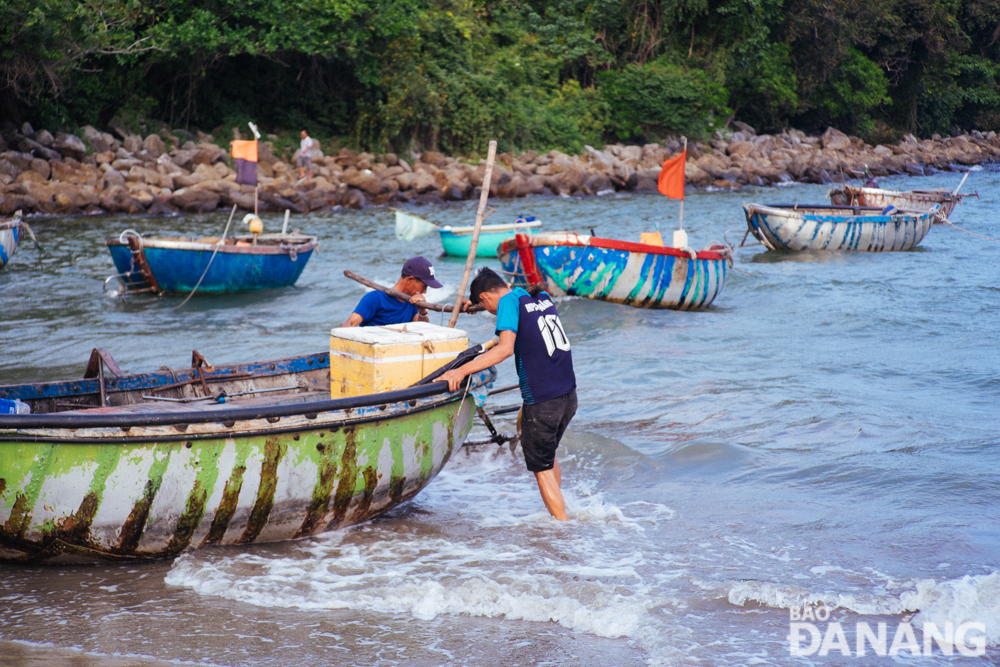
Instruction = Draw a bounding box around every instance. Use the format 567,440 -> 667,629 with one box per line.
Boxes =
553,458 -> 561,488
535,464 -> 568,520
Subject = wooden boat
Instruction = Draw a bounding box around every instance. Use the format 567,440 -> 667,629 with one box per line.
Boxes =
828,185 -> 966,220
497,232 -> 729,310
106,230 -> 319,294
0,349 -> 494,563
439,217 -> 541,257
0,212 -> 24,270
743,203 -> 935,252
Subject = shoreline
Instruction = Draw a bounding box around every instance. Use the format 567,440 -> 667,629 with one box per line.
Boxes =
1,124 -> 996,219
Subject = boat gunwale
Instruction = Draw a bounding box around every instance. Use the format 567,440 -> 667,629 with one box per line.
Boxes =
498,232 -> 728,261
829,185 -> 967,201
0,390 -> 466,443
439,220 -> 542,235
744,203 -> 935,222
0,379 -> 456,430
105,234 -> 319,255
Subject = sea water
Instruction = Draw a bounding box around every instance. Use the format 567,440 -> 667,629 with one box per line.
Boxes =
0,171 -> 998,666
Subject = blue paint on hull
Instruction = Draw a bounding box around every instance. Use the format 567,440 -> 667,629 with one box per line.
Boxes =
745,204 -> 934,252
439,229 -> 517,257
0,225 -> 19,270
109,243 -> 314,293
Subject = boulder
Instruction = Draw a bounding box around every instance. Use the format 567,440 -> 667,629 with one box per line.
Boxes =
18,137 -> 62,161
83,126 -> 112,153
100,185 -> 145,213
126,184 -> 156,207
143,134 -> 166,157
411,172 -> 438,194
51,161 -> 85,183
30,158 -> 50,180
2,152 -> 32,171
123,135 -> 143,153
821,127 -> 851,151
341,189 -> 369,209
0,194 -> 39,215
727,140 -> 754,157
171,187 -> 220,213
732,121 -> 756,137
16,170 -> 47,185
31,129 -> 55,147
421,151 -> 447,167
220,189 -> 256,211
52,132 -> 87,160
95,151 -> 115,165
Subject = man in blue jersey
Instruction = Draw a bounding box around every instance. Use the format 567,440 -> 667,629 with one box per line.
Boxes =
440,268 -> 576,520
341,257 -> 443,327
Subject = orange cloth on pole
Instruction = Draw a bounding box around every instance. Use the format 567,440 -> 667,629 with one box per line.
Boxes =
657,150 -> 686,199
231,140 -> 258,162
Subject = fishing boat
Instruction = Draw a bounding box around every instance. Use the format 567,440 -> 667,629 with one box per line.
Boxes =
743,203 -> 936,252
438,217 -> 541,257
0,347 -> 495,564
106,229 -> 319,294
0,211 -> 25,270
497,232 -> 729,310
828,185 -> 967,220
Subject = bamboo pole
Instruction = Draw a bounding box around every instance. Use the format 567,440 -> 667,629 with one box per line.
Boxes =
448,140 -> 497,328
678,136 -> 687,230
343,270 -> 484,314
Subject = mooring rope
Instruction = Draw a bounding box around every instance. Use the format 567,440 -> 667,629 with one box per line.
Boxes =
935,212 -> 1000,243
176,205 -> 238,309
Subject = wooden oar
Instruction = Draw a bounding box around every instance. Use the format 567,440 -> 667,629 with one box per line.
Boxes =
448,140 -> 498,327
344,269 -> 485,314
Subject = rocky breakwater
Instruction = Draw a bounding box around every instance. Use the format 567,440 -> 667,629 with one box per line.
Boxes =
1,122 -> 998,219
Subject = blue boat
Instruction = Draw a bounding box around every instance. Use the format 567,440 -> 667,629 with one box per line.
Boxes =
106,231 -> 319,294
497,232 -> 729,310
438,217 -> 541,257
744,203 -> 935,251
0,212 -> 24,270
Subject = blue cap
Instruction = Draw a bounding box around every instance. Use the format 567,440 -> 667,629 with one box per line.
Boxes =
402,256 -> 443,289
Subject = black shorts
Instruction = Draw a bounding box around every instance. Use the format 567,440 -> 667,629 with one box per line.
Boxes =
520,389 -> 577,473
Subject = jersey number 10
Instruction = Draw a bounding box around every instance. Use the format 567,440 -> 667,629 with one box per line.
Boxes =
537,315 -> 571,356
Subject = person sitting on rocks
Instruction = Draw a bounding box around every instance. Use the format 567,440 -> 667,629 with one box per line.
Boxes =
340,257 -> 442,327
297,130 -> 314,180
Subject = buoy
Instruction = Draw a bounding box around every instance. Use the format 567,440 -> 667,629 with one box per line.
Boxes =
243,213 -> 263,244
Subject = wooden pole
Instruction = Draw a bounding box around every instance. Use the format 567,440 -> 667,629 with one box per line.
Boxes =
448,140 -> 497,328
678,136 -> 687,230
343,270 -> 484,314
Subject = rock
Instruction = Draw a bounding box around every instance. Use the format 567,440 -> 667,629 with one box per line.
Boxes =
127,184 -> 156,207
50,132 -> 87,160
123,135 -> 143,153
0,193 -> 39,215
100,185 -> 145,213
20,122 -> 34,136
410,171 -> 438,194
415,193 -> 445,206
83,126 -> 112,153
821,127 -> 851,151
2,152 -> 32,171
30,158 -> 50,180
31,129 -> 55,147
873,145 -> 893,158
220,189 -> 256,211
146,197 -> 179,216
101,169 -> 126,190
341,189 -> 369,209
727,141 -> 754,157
18,137 -> 62,161
16,170 -> 47,184
421,151 -> 447,167
51,161 -> 85,183
732,121 -> 756,136
171,187 -> 220,213
95,151 -> 115,165
684,163 -> 710,185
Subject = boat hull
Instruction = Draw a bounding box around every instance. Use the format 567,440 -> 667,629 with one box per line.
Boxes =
744,204 -> 934,252
0,221 -> 20,270
828,186 -> 961,220
438,221 -> 542,258
107,235 -> 317,293
0,354 -> 492,564
498,233 -> 728,310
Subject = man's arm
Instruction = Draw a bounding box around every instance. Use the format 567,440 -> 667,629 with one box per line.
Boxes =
439,330 -> 515,391
340,312 -> 364,327
409,294 -> 429,323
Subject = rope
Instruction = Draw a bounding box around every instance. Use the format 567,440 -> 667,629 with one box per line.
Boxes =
935,212 -> 1000,243
176,205 -> 238,309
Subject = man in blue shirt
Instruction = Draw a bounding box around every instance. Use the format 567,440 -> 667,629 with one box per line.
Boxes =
440,268 -> 576,520
341,257 -> 443,327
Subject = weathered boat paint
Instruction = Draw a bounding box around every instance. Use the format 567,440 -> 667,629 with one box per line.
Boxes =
498,232 -> 728,310
0,353 -> 494,564
0,217 -> 21,270
438,219 -> 542,257
828,185 -> 965,220
744,204 -> 935,252
107,233 -> 318,293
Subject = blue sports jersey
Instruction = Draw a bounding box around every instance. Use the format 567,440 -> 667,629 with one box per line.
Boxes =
495,287 -> 576,404
353,290 -> 418,326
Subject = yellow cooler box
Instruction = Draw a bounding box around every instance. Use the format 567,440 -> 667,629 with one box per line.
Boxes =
329,322 -> 470,398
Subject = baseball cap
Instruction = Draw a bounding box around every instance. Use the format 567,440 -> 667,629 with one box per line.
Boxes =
401,256 -> 443,289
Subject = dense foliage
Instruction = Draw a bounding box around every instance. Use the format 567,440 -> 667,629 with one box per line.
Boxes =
3,0 -> 1000,153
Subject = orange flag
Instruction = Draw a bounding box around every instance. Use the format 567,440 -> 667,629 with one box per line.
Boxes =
657,150 -> 686,199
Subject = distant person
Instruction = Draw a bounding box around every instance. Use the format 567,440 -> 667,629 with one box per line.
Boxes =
298,130 -> 314,180
439,268 -> 576,521
341,257 -> 442,327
